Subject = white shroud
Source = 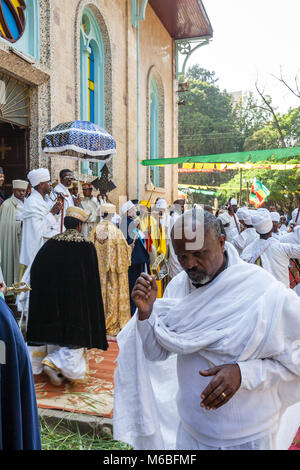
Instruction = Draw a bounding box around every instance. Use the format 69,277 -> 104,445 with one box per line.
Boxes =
20,189 -> 59,267
114,244 -> 300,450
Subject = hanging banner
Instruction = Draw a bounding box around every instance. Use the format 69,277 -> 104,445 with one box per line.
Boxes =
178,162 -> 300,173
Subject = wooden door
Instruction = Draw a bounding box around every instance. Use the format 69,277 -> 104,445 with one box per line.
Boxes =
0,125 -> 28,196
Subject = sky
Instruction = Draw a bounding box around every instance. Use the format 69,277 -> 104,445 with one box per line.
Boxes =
188,0 -> 300,113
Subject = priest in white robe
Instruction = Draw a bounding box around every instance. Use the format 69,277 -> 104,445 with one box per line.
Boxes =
231,207 -> 258,255
241,208 -> 300,287
19,169 -> 62,270
114,209 -> 300,450
271,212 -> 284,240
53,169 -> 79,232
0,180 -> 28,286
80,182 -> 100,239
217,211 -> 237,243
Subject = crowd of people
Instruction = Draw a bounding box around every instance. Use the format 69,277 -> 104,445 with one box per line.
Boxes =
0,164 -> 300,451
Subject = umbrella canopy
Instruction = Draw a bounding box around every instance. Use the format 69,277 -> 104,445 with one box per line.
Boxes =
42,121 -> 116,162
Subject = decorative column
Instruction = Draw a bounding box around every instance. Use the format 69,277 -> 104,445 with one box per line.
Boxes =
131,0 -> 149,201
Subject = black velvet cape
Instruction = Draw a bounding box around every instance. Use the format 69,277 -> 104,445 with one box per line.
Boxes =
27,230 -> 108,351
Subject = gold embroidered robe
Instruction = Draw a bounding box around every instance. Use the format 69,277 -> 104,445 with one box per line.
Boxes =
89,220 -> 132,336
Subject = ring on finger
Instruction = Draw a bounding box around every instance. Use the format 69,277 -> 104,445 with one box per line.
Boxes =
221,392 -> 226,399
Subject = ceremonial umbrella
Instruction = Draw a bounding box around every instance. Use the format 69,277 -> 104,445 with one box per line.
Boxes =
42,120 -> 116,162
42,121 -> 117,229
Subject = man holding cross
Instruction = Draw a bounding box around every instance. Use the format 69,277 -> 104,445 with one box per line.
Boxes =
114,208 -> 300,450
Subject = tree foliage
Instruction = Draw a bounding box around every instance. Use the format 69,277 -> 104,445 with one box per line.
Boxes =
178,66 -> 300,211
216,158 -> 300,213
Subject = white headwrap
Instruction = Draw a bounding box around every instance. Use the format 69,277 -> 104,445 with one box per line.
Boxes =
292,208 -> 300,225
121,200 -> 135,215
236,207 -> 252,225
155,198 -> 167,210
251,208 -> 273,234
217,212 -> 232,226
230,198 -> 237,206
270,212 -> 281,223
12,180 -> 28,190
27,168 -> 50,187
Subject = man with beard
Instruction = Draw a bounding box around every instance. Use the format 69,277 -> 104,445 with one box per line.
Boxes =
19,169 -> 61,271
114,208 -> 300,450
53,169 -> 81,232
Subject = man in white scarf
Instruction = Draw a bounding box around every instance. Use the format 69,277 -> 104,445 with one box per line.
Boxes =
114,208 -> 300,450
241,208 -> 300,287
20,169 -> 62,269
271,212 -> 283,240
231,207 -> 258,255
53,169 -> 77,233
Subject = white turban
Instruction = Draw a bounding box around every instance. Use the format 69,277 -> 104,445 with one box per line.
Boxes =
121,200 -> 135,215
230,198 -> 238,206
292,208 -> 300,225
155,198 -> 167,210
218,212 -> 232,226
236,207 -> 252,225
270,212 -> 280,223
12,180 -> 28,190
251,208 -> 273,234
27,168 -> 50,187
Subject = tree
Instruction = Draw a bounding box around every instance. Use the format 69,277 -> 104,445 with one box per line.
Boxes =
185,65 -> 218,84
178,67 -> 241,205
178,73 -> 241,157
273,66 -> 300,100
216,158 -> 300,213
254,82 -> 286,147
243,106 -> 300,150
233,92 -> 272,142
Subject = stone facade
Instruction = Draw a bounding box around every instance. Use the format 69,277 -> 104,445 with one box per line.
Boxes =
0,0 -> 179,207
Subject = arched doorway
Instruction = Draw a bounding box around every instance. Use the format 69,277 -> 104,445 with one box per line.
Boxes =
0,73 -> 29,197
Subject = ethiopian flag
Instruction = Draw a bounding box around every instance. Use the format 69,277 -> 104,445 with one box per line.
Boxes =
249,178 -> 270,208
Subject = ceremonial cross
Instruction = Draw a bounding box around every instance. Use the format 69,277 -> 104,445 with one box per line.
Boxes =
0,138 -> 12,161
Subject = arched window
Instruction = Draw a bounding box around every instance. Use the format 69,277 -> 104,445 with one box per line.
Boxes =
150,77 -> 160,187
80,7 -> 105,176
80,7 -> 105,127
0,0 -> 40,61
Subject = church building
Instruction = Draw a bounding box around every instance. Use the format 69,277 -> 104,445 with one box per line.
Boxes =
0,0 -> 212,206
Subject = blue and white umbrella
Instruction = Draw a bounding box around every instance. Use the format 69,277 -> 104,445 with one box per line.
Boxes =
42,120 -> 116,162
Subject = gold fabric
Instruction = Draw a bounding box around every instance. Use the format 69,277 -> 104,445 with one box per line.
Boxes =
52,229 -> 88,243
89,220 -> 132,336
140,214 -> 167,255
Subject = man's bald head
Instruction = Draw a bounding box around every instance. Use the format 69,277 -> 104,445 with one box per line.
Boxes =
171,209 -> 225,285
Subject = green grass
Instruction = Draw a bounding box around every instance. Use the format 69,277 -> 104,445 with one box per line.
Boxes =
40,418 -> 132,451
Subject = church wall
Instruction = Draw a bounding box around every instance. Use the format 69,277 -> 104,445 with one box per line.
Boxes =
0,0 -> 178,207
49,0 -> 178,207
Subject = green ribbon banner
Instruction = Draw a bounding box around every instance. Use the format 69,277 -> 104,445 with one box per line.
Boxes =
141,146 -> 300,166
